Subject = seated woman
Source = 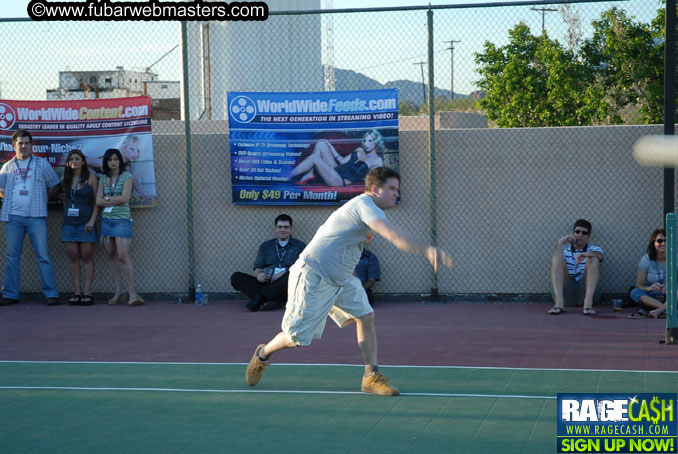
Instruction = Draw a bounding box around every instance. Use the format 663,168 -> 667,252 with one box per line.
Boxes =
629,229 -> 667,319
290,129 -> 386,187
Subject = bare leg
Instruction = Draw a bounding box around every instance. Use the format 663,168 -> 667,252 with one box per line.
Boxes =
65,242 -> 82,295
550,252 -> 568,310
582,257 -> 600,309
639,294 -> 664,310
103,237 -> 124,299
291,140 -> 336,176
260,331 -> 297,359
80,242 -> 95,295
290,140 -> 345,186
115,238 -> 137,299
649,303 -> 667,318
355,313 -> 378,374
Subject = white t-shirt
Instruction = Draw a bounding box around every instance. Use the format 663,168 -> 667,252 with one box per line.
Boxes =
300,194 -> 387,285
10,159 -> 33,217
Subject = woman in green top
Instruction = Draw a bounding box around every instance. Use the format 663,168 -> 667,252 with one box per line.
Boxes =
96,148 -> 144,307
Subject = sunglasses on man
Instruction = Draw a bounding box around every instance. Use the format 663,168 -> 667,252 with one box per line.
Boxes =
574,229 -> 589,235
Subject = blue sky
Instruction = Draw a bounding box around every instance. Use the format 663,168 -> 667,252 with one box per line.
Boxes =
0,0 -> 659,101
1,0 -> 542,19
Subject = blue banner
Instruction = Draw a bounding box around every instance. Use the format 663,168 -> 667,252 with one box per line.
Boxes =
227,89 -> 399,206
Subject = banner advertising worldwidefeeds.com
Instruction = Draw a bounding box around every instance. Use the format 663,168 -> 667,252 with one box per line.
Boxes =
557,393 -> 677,453
0,97 -> 157,206
227,89 -> 399,206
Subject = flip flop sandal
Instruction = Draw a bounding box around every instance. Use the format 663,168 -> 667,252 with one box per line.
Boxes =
68,295 -> 82,306
627,312 -> 647,319
582,308 -> 597,315
548,307 -> 565,315
80,295 -> 94,306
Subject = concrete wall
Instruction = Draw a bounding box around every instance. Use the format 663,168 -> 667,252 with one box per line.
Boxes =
0,122 -> 668,298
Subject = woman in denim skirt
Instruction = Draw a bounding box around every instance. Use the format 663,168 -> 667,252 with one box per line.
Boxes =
61,149 -> 99,306
96,148 -> 144,307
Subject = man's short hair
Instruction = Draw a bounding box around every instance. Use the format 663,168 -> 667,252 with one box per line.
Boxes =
365,167 -> 400,191
275,214 -> 293,226
12,129 -> 33,145
573,219 -> 592,234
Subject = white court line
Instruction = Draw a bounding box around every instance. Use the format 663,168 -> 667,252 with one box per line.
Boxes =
1,360 -> 677,374
0,385 -> 555,400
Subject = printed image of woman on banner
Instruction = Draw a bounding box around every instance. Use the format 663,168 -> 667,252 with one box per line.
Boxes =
85,134 -> 156,203
290,129 -> 387,187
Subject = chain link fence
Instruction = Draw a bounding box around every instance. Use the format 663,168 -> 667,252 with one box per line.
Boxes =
0,0 -> 673,301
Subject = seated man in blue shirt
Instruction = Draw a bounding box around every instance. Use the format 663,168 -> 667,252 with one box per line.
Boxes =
231,214 -> 306,311
548,219 -> 604,316
353,234 -> 380,306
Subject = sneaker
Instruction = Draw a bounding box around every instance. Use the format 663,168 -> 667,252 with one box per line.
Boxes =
246,344 -> 270,386
246,295 -> 265,312
361,372 -> 400,396
0,297 -> 19,306
46,297 -> 60,306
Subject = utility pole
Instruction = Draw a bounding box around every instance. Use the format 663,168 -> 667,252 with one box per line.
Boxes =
531,7 -> 557,34
446,39 -> 460,101
414,61 -> 427,104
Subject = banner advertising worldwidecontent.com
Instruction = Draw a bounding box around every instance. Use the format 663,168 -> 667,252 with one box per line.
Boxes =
227,89 -> 399,206
0,96 -> 157,206
557,393 -> 677,453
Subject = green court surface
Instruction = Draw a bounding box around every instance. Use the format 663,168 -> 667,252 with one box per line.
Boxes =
1,362 -> 676,454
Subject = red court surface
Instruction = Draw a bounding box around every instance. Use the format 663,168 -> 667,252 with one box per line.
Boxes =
1,300 -> 675,371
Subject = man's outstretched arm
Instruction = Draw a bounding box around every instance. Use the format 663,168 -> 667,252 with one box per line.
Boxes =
368,218 -> 453,271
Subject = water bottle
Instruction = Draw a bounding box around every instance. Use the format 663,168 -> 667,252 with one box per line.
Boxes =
195,284 -> 203,307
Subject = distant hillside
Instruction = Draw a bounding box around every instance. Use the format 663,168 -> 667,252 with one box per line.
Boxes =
334,68 -> 465,103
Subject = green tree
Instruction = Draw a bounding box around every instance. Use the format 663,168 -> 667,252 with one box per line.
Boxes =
581,7 -> 665,124
398,99 -> 420,116
475,23 -> 593,127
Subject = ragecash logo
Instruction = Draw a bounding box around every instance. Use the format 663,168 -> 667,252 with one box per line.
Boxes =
0,103 -> 16,130
229,96 -> 257,123
557,393 -> 677,453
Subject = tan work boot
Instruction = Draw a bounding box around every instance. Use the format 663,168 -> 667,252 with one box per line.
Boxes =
246,344 -> 270,386
361,372 -> 400,396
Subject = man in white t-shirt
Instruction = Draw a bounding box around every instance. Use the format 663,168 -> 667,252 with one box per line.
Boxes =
246,167 -> 453,396
0,130 -> 61,306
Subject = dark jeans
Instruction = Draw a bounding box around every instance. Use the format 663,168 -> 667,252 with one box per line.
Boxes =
230,271 -> 289,309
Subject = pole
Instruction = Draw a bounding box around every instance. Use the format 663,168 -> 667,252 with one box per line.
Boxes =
664,0 -> 676,221
181,22 -> 197,302
428,8 -> 438,298
530,7 -> 557,34
414,62 -> 427,104
664,0 -> 677,344
447,39 -> 461,101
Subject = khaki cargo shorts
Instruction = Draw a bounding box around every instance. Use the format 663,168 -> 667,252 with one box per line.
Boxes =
281,261 -> 373,346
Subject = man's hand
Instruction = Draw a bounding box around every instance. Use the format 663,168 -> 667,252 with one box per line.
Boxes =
558,234 -> 575,246
256,272 -> 271,283
575,251 -> 602,264
426,247 -> 453,272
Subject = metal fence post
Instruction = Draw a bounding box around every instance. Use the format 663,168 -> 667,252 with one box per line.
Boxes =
665,213 -> 677,344
664,0 -> 676,220
427,7 -> 438,298
181,21 -> 197,301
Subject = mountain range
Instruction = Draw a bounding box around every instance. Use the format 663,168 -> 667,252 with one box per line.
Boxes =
334,68 -> 464,104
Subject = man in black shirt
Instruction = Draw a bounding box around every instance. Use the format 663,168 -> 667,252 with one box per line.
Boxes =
231,214 -> 306,311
